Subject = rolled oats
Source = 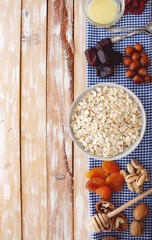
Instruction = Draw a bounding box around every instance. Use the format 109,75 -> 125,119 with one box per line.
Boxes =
71,86 -> 142,157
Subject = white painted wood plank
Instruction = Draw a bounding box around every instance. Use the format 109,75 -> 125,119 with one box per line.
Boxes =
47,1 -> 74,239
0,1 -> 21,239
21,1 -> 47,239
74,1 -> 90,239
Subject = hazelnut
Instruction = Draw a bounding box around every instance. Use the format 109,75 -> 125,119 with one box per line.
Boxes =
132,52 -> 141,61
125,69 -> 135,78
96,200 -> 115,215
144,75 -> 152,83
125,46 -> 135,56
134,43 -> 143,52
138,67 -> 147,77
102,236 -> 118,240
123,57 -> 132,67
140,52 -> 148,58
113,213 -> 127,232
130,60 -> 141,70
133,203 -> 149,221
130,220 -> 144,237
140,56 -> 150,66
133,75 -> 144,84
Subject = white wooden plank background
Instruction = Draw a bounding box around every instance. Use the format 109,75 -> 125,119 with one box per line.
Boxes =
0,0 -> 21,239
0,0 -> 88,239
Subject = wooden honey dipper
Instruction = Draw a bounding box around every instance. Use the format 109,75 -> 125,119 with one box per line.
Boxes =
88,187 -> 152,233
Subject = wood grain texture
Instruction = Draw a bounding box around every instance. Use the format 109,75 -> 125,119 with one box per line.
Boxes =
74,1 -> 89,240
21,1 -> 47,239
47,0 -> 74,239
0,1 -> 21,239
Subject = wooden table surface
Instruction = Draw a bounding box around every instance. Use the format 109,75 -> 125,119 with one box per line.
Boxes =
0,0 -> 89,239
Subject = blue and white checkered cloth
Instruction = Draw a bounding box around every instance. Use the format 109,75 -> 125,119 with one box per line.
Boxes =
86,1 -> 152,239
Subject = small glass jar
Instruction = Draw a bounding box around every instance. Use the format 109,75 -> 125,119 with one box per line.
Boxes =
82,0 -> 125,27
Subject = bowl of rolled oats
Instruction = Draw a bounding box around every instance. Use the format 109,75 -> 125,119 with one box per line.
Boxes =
69,83 -> 146,160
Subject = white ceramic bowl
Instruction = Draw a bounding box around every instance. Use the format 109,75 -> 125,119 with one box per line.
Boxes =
69,83 -> 146,160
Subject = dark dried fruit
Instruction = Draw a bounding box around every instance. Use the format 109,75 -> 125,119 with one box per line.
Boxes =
96,38 -> 113,50
111,50 -> 123,66
85,38 -> 122,78
102,236 -> 118,240
125,0 -> 148,15
97,49 -> 112,65
85,47 -> 99,66
99,66 -> 114,78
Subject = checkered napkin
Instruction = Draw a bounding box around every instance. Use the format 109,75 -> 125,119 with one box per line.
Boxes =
86,1 -> 152,239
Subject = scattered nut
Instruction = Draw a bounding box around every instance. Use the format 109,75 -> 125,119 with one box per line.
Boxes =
138,67 -> 147,77
132,52 -> 141,60
102,236 -> 118,240
127,182 -> 135,192
144,75 -> 152,83
125,173 -> 137,183
132,181 -> 143,193
123,57 -> 132,67
123,43 -> 151,84
134,43 -> 143,52
130,220 -> 144,237
133,75 -> 144,84
125,159 -> 149,193
131,159 -> 140,169
113,214 -> 127,232
96,201 -> 115,214
130,60 -> 141,71
125,46 -> 135,56
136,172 -> 146,186
127,163 -> 135,173
133,203 -> 149,221
120,170 -> 127,179
140,56 -> 150,66
125,69 -> 135,78
141,169 -> 150,181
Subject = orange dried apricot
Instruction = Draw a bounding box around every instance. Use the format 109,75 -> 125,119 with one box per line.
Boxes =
86,177 -> 107,193
96,186 -> 112,201
106,173 -> 124,192
102,161 -> 120,174
86,167 -> 107,179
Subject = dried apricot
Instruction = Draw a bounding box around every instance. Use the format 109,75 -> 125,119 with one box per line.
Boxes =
86,177 -> 107,192
106,173 -> 124,192
96,186 -> 112,201
102,161 -> 120,174
86,167 -> 107,179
